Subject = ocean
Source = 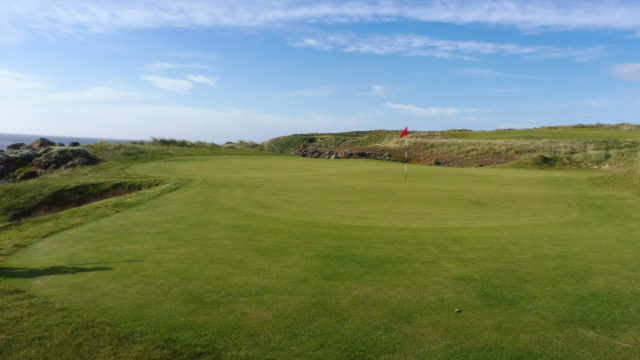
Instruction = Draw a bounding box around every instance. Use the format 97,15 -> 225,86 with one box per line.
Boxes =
0,133 -> 132,150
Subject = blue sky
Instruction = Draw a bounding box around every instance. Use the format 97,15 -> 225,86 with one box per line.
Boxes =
1,1 -> 640,143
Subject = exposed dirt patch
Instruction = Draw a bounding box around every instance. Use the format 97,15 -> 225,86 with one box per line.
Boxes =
407,148 -> 516,167
15,181 -> 162,221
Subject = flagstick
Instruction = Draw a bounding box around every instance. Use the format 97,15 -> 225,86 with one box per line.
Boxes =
404,136 -> 408,182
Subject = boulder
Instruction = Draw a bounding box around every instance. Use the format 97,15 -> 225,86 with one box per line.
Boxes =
6,149 -> 39,168
69,141 -> 81,147
6,143 -> 25,150
56,142 -> 65,147
32,147 -> 95,170
29,138 -> 56,150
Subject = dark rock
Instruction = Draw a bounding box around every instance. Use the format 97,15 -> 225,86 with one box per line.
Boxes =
0,152 -> 10,178
6,143 -> 26,150
57,142 -> 65,147
29,138 -> 56,150
69,142 -> 81,147
32,147 -> 95,170
19,168 -> 40,181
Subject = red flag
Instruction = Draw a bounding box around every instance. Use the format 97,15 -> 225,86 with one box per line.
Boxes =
399,127 -> 408,138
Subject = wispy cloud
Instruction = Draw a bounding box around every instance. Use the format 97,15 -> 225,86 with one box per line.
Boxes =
54,86 -> 145,103
293,34 -> 603,61
611,63 -> 640,82
143,61 -> 211,73
141,62 -> 218,92
371,85 -> 386,97
141,75 -> 193,94
457,67 -> 510,78
276,87 -> 333,97
0,68 -> 144,104
0,68 -> 318,143
4,1 -> 640,36
0,101 -> 319,143
187,75 -> 217,87
0,69 -> 48,90
385,102 -> 462,117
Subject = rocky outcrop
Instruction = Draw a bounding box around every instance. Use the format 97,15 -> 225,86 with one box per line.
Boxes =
6,149 -> 39,168
293,143 -> 392,161
29,137 -> 56,150
1,140 -> 97,182
6,143 -> 26,150
291,143 -> 515,167
32,147 -> 95,170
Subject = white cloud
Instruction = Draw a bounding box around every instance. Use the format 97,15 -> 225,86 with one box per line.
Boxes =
277,87 -> 333,97
0,68 -> 322,143
294,34 -> 603,61
0,69 -> 144,104
611,63 -> 640,82
4,1 -> 640,36
458,68 -> 510,78
0,69 -> 48,91
143,61 -> 210,73
141,75 -> 193,94
54,86 -> 145,103
371,85 -> 386,97
187,74 -> 217,87
385,102 -> 462,117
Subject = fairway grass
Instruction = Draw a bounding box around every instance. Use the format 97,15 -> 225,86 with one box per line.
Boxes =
2,155 -> 640,359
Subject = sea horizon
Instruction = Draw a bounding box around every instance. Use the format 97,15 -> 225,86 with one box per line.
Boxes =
0,132 -> 136,150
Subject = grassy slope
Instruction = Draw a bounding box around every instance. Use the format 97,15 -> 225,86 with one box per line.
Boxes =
265,125 -> 640,152
265,125 -> 640,170
446,127 -> 640,140
2,154 -> 640,359
0,143 -> 267,359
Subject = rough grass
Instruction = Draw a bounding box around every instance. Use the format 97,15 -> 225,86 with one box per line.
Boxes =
2,154 -> 640,359
446,123 -> 640,140
265,125 -> 640,168
0,286 -> 210,360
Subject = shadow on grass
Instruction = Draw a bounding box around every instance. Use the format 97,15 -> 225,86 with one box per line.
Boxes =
0,265 -> 113,278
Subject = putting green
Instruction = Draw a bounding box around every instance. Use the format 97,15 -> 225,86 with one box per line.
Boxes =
134,156 -> 578,228
3,155 -> 640,359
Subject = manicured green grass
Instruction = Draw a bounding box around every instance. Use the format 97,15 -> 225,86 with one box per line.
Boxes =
2,155 -> 639,358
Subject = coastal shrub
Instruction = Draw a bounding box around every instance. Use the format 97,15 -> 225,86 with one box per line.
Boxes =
150,138 -> 194,147
87,142 -> 149,161
234,140 -> 262,149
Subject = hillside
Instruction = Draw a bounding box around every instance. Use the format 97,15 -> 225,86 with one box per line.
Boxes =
265,123 -> 640,169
